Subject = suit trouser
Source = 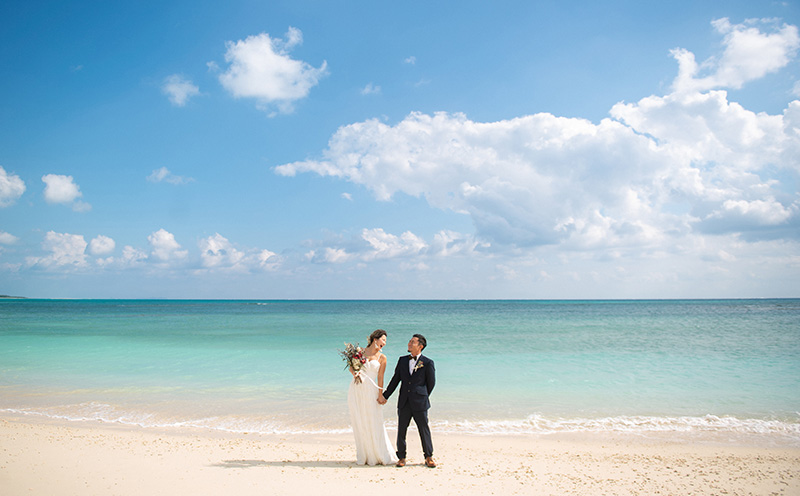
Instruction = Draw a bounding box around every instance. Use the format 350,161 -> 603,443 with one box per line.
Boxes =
396,402 -> 433,459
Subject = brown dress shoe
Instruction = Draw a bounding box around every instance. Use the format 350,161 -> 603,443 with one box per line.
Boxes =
425,457 -> 437,468
395,458 -> 406,467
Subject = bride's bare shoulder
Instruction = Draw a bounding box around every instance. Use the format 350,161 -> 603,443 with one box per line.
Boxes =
379,353 -> 388,363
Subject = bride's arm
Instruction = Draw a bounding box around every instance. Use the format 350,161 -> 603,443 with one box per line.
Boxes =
377,354 -> 388,399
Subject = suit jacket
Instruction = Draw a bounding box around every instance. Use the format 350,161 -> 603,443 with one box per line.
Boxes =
383,354 -> 436,412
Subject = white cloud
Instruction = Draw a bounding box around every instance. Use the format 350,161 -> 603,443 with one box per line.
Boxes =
42,174 -> 81,203
276,111 -> 676,248
304,228 -> 444,265
72,200 -> 92,213
120,245 -> 148,266
277,19 -> 800,252
217,28 -> 328,115
198,233 -> 282,272
26,231 -> 88,268
148,229 -> 188,262
360,228 -> 427,261
256,249 -> 280,270
199,233 -> 246,269
0,231 -> 18,245
306,247 -> 352,264
431,230 -> 485,257
89,235 -> 116,256
671,18 -> 800,93
147,167 -> 194,185
162,74 -> 200,106
0,166 -> 26,207
361,83 -> 381,95
42,174 -> 90,211
404,56 -> 416,65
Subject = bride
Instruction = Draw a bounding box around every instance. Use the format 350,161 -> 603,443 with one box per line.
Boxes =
347,329 -> 398,465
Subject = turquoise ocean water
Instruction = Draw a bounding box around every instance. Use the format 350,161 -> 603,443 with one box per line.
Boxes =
1,299 -> 798,444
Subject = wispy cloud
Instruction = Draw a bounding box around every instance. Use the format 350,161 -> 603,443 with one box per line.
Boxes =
147,167 -> 194,185
361,82 -> 381,95
162,74 -> 200,106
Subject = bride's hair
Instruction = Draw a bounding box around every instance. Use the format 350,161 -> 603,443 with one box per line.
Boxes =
368,329 -> 387,345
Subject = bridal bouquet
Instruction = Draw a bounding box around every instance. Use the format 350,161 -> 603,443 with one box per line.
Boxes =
340,342 -> 367,383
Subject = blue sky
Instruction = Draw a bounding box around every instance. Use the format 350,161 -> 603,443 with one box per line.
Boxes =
1,0 -> 799,299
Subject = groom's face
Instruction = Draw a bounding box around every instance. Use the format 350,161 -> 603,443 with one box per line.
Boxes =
408,337 -> 423,356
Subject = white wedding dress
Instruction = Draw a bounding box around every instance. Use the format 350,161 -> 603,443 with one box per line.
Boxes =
347,359 -> 398,465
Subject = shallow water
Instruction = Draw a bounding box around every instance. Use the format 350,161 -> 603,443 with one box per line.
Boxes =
1,299 -> 798,442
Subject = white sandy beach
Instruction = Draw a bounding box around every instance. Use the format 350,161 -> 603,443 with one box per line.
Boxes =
1,416 -> 798,496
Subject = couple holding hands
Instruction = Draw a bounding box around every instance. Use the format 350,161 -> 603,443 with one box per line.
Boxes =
347,329 -> 436,468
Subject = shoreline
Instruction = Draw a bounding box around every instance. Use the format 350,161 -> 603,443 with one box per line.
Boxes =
2,416 -> 798,495
4,405 -> 799,448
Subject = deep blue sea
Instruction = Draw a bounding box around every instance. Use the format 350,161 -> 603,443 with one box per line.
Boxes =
1,299 -> 798,444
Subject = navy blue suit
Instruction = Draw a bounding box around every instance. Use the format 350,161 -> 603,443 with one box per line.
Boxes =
383,354 -> 435,459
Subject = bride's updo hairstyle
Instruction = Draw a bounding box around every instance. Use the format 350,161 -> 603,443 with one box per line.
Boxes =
368,329 -> 387,346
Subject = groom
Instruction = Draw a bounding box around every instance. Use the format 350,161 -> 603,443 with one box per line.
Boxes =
380,334 -> 436,468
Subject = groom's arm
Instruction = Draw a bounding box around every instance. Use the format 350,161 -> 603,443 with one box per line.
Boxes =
425,358 -> 435,395
383,359 -> 402,400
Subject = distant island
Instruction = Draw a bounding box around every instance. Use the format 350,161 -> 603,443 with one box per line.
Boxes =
0,295 -> 27,299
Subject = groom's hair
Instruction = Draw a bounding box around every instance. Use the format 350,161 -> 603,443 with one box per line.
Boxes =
413,333 -> 427,350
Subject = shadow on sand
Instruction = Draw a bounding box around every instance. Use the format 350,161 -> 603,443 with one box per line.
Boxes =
213,459 -> 382,469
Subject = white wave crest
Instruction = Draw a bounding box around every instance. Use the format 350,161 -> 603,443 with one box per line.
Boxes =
3,405 -> 799,442
433,414 -> 800,438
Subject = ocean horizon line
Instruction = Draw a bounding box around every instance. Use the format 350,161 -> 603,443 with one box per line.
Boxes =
3,297 -> 799,302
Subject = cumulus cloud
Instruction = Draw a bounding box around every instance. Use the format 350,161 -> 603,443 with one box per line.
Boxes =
120,246 -> 148,266
162,74 -> 200,106
306,247 -> 352,264
305,227 -> 458,264
276,18 -> 800,252
361,228 -> 427,260
89,235 -> 116,256
0,231 -> 18,255
26,231 -> 88,268
431,230 -> 486,257
148,229 -> 188,262
276,111 -> 675,248
198,233 -> 281,272
199,233 -> 246,269
147,167 -> 194,185
0,166 -> 26,207
217,27 -> 328,115
42,174 -> 91,211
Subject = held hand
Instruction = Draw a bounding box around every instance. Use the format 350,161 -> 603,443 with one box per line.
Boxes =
377,395 -> 387,405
